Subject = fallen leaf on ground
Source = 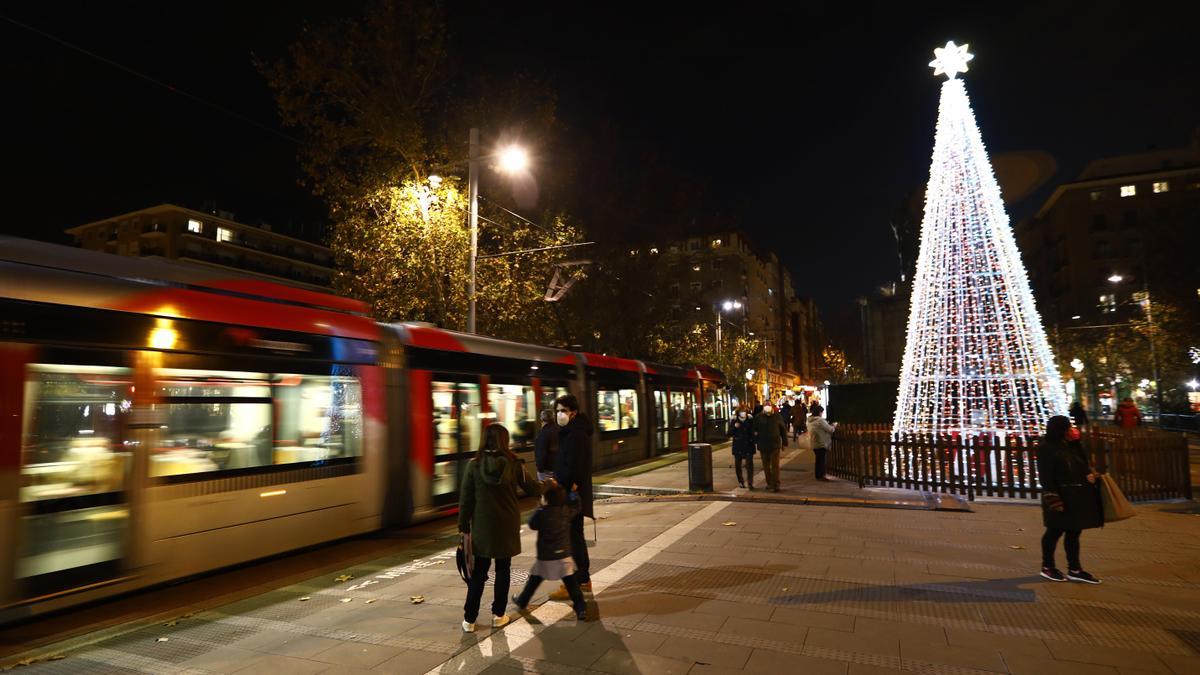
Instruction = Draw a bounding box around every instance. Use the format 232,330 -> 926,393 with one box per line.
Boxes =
1008,545 -> 1024,550
335,574 -> 354,582
49,656 -> 65,661
434,560 -> 445,565
364,599 -> 377,604
182,613 -> 194,618
340,598 -> 353,603
410,595 -> 425,604
156,638 -> 169,643
163,621 -> 177,627
299,597 -> 311,602
722,522 -> 737,527
782,587 -> 789,592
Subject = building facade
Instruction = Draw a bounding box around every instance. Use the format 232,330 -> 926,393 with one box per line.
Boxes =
67,204 -> 334,291
627,230 -> 824,392
1017,141 -> 1200,327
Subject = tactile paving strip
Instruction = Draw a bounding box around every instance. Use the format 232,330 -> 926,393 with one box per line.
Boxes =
612,561 -> 1194,655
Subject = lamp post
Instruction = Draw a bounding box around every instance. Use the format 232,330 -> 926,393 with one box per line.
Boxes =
1108,272 -> 1162,418
715,300 -> 742,363
466,129 -> 528,334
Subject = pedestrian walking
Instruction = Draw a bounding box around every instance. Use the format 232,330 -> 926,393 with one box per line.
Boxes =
511,479 -> 588,620
1037,415 -> 1103,584
548,394 -> 595,602
1068,400 -> 1088,431
792,399 -> 808,442
806,404 -> 837,481
728,405 -> 756,489
1113,397 -> 1142,428
534,409 -> 558,480
459,424 -> 539,632
752,401 -> 787,492
780,397 -> 793,438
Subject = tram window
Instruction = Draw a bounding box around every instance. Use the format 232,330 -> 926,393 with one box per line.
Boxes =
654,390 -> 668,429
539,386 -> 571,417
596,388 -> 638,431
488,384 -> 537,447
149,369 -> 362,478
704,387 -> 727,422
431,381 -> 480,499
20,364 -> 134,503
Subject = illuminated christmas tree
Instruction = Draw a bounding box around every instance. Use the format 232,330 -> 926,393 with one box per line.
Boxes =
893,42 -> 1067,437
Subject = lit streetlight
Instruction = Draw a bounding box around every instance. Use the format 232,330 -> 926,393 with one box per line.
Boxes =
1107,274 -> 1124,283
715,299 -> 743,362
467,130 -> 529,334
1108,272 -> 1162,417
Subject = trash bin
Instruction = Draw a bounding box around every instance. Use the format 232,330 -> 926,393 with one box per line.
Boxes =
688,443 -> 713,492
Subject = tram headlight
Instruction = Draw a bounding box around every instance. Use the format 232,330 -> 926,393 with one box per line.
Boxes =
149,320 -> 178,350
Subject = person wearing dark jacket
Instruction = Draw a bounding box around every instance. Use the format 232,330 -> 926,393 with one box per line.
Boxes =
534,409 -> 558,480
752,402 -> 788,492
459,424 -> 539,632
780,399 -> 793,436
728,405 -> 756,489
511,479 -> 587,619
548,394 -> 594,602
792,401 -> 808,441
1036,415 -> 1102,584
1068,401 -> 1089,431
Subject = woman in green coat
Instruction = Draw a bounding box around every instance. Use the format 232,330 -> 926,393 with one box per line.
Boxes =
459,424 -> 538,632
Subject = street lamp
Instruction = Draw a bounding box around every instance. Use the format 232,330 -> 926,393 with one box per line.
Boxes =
1187,379 -> 1199,391
1108,273 -> 1162,417
715,300 -> 743,362
467,129 -> 529,334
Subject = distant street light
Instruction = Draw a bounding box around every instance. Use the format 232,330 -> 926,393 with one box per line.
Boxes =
498,146 -> 529,174
1188,379 -> 1199,391
715,299 -> 743,362
1107,274 -> 1124,283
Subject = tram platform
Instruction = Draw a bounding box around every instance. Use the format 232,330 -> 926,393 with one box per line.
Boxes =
4,445 -> 1200,674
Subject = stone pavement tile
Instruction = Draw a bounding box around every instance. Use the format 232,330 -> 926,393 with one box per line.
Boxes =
1158,653 -> 1200,675
770,606 -> 854,632
509,631 -> 611,668
372,648 -> 456,674
745,648 -> 848,674
655,635 -> 751,669
572,624 -> 668,654
899,638 -> 1006,672
945,627 -> 1052,658
234,654 -> 330,674
478,664 -> 524,675
596,590 -> 696,620
1005,652 -> 1121,675
641,610 -> 729,633
806,627 -> 900,658
180,645 -> 268,672
693,599 -> 774,621
719,616 -> 808,645
341,616 -> 421,636
310,642 -> 404,669
590,648 -> 693,675
847,664 -> 905,675
1044,641 -> 1173,673
317,666 -> 376,675
262,635 -> 346,659
853,617 -> 946,644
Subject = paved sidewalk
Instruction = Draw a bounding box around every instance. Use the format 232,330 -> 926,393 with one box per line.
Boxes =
598,435 -> 965,509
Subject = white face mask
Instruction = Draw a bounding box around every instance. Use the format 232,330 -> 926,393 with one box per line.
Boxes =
556,411 -> 571,427
763,406 -> 774,414
738,412 -> 747,419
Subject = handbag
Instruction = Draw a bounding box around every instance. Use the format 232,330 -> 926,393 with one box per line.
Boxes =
1098,474 -> 1136,522
456,533 -> 474,584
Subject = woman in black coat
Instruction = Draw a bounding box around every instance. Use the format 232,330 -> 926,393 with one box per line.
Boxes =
728,405 -> 756,489
1036,415 -> 1102,584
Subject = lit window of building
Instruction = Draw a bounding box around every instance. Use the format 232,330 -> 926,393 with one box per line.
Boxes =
692,263 -> 701,272
1089,190 -> 1104,201
216,227 -> 234,243
1099,293 -> 1117,313
1119,185 -> 1136,197
187,219 -> 203,234
628,249 -> 638,257
1152,181 -> 1169,193
649,247 -> 659,255
711,238 -> 722,248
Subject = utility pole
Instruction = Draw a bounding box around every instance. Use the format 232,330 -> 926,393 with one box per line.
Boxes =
467,128 -> 480,334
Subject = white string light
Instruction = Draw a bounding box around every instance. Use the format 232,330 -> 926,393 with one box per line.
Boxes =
893,43 -> 1068,438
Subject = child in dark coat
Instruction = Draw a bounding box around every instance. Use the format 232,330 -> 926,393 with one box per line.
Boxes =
512,479 -> 587,619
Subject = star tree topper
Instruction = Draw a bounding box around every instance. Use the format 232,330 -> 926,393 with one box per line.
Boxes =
929,40 -> 974,79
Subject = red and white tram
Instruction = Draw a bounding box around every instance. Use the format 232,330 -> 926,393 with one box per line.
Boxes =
0,239 -> 728,622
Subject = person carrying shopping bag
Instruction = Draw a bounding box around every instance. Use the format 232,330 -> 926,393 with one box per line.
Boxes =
1036,416 -> 1103,584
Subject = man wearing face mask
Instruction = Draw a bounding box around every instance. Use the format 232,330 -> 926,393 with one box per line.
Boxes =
548,394 -> 594,601
728,405 -> 756,488
752,401 -> 788,492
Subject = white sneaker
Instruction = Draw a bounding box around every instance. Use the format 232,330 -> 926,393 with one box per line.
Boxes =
492,614 -> 510,628
462,620 -> 475,633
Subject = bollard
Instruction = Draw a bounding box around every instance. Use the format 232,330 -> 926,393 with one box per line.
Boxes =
688,443 -> 713,492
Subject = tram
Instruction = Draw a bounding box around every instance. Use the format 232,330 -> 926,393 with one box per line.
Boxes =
0,238 -> 728,622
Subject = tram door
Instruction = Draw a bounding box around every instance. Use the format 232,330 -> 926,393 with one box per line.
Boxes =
11,358 -> 134,600
430,379 -> 481,507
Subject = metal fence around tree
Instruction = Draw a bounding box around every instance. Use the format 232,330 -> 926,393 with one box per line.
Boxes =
828,424 -> 1192,502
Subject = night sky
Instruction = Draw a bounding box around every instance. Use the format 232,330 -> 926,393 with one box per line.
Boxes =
2,1 -> 1197,313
